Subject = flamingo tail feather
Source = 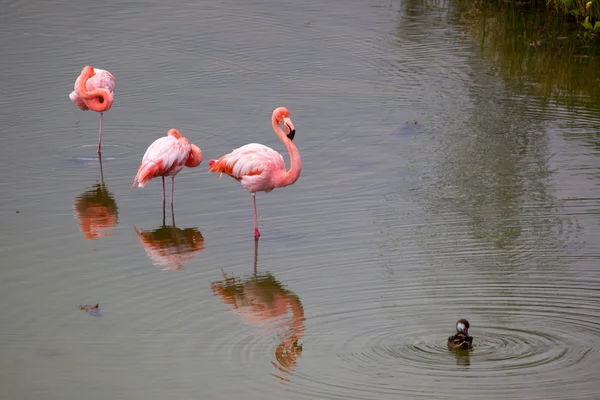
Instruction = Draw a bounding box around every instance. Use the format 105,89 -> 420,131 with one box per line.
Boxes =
132,162 -> 160,188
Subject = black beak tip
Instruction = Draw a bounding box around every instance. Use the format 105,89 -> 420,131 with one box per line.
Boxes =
287,129 -> 296,141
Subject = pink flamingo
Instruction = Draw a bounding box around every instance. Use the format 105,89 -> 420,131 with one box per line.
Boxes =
132,129 -> 203,205
69,66 -> 116,153
208,107 -> 301,238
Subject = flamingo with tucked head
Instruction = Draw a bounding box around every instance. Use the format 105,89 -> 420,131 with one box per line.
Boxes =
133,129 -> 203,205
69,65 -> 116,153
208,107 -> 301,238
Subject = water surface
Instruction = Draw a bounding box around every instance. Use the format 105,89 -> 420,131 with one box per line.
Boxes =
1,0 -> 600,399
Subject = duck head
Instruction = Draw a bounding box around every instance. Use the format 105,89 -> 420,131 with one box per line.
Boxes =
456,319 -> 470,337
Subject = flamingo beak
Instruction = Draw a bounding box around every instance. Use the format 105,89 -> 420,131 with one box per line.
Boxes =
283,117 -> 295,141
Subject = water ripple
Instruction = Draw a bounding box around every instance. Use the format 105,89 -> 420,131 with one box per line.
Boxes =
289,277 -> 600,399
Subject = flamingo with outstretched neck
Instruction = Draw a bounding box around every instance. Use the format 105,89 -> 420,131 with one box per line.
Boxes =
208,107 -> 301,238
133,129 -> 203,205
69,66 -> 115,153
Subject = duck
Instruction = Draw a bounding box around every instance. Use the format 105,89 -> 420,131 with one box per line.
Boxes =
447,319 -> 473,350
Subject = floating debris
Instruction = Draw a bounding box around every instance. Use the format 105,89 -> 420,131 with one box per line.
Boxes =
397,120 -> 423,136
78,303 -> 101,316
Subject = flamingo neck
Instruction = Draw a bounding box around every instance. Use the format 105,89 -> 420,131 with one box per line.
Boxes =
77,66 -> 113,112
272,116 -> 302,188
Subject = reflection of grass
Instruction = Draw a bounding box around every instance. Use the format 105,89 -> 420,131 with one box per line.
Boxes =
460,0 -> 600,22
551,0 -> 599,22
455,1 -> 600,111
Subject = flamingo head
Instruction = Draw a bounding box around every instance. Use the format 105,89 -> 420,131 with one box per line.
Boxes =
168,128 -> 183,139
273,107 -> 296,141
186,144 -> 203,168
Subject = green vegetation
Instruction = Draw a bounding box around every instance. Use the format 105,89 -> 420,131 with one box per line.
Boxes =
489,0 -> 600,27
549,0 -> 599,22
454,0 -> 600,113
581,15 -> 600,37
457,0 -> 600,35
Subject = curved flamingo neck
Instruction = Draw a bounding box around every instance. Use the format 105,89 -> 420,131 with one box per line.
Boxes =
77,66 -> 113,112
272,114 -> 302,188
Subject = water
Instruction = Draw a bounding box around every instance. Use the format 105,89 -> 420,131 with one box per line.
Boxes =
1,0 -> 600,399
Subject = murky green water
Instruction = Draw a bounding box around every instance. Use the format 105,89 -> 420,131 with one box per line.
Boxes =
1,0 -> 599,399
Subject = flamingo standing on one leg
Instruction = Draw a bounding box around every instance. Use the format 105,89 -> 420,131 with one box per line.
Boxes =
208,107 -> 301,238
132,129 -> 203,205
69,66 -> 116,153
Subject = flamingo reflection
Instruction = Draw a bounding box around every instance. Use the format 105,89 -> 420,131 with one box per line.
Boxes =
211,239 -> 305,381
73,154 -> 118,240
134,204 -> 204,270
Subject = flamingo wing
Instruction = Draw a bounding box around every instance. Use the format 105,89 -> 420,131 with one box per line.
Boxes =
142,136 -> 190,171
86,68 -> 116,93
133,136 -> 190,187
209,143 -> 285,180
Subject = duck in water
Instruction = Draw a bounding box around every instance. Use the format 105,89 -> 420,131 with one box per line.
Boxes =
448,319 -> 473,350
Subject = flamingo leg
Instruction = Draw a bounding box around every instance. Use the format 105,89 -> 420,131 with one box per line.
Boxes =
161,176 -> 166,204
97,112 -> 103,153
252,193 -> 260,238
171,176 -> 175,206
170,201 -> 175,226
98,152 -> 104,184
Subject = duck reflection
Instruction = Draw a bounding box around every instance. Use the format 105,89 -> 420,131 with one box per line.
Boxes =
134,203 -> 204,270
73,154 -> 118,240
211,239 -> 305,381
451,349 -> 471,367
